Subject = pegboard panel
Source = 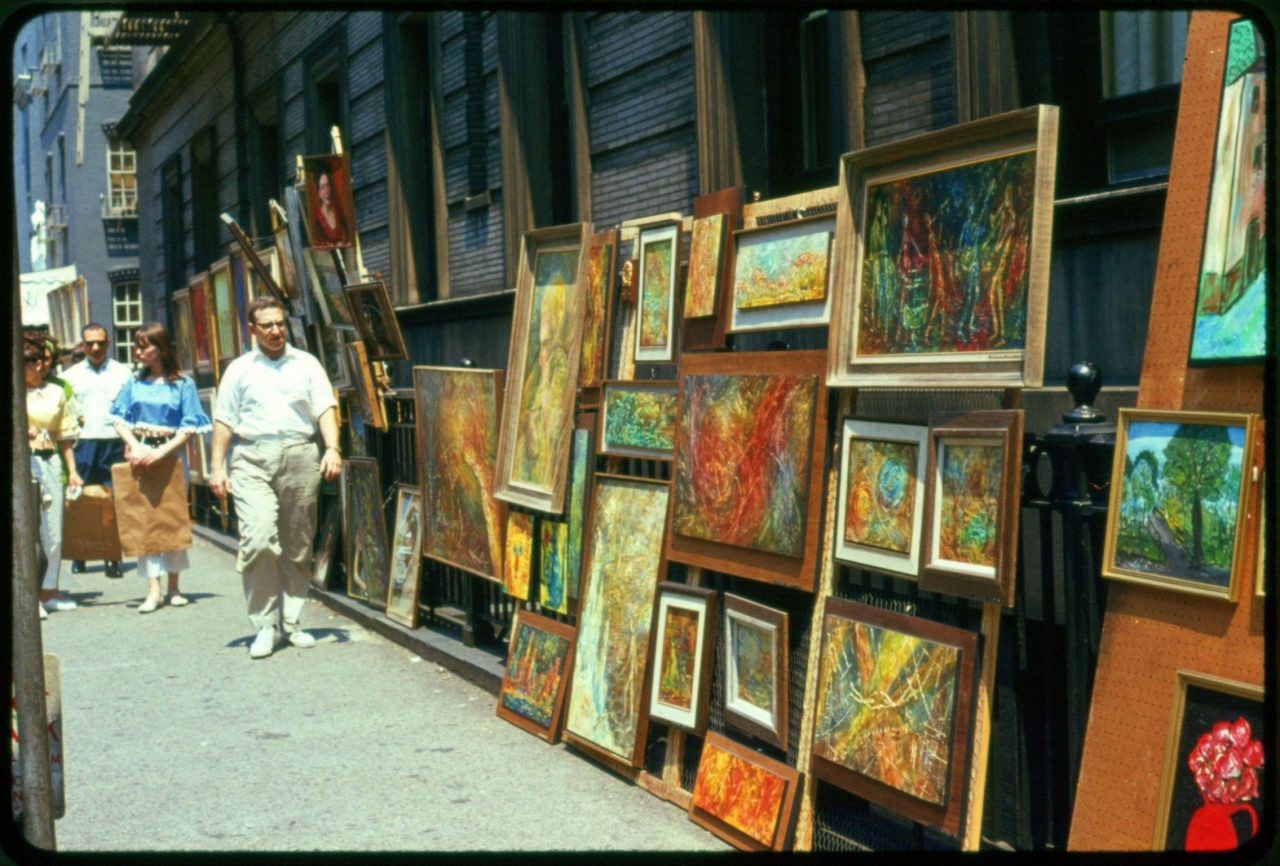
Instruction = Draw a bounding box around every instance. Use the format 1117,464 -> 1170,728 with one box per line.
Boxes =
1069,11 -> 1265,851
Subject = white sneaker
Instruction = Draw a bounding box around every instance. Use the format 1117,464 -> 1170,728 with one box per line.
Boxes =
288,630 -> 316,649
250,627 -> 278,659
39,604 -> 48,620
42,597 -> 77,612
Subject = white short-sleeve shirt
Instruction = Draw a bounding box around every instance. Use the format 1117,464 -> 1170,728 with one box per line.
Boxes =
62,358 -> 133,439
214,344 -> 338,442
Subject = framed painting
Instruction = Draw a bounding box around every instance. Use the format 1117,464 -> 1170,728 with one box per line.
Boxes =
314,324 -> 351,391
341,456 -> 390,607
645,582 -> 717,734
170,288 -> 196,375
494,222 -> 592,514
301,152 -> 357,249
539,415 -> 598,613
578,228 -> 618,403
503,510 -> 534,602
1152,670 -> 1264,851
343,280 -> 408,362
496,610 -> 577,744
666,349 -> 828,592
811,596 -> 978,838
303,247 -> 357,330
918,410 -> 1024,606
191,387 -> 216,483
721,593 -> 789,750
188,271 -> 215,377
689,730 -> 801,851
684,213 -> 728,321
828,104 -> 1059,388
414,366 -> 506,583
221,212 -> 288,307
208,257 -> 239,377
385,484 -> 424,628
230,251 -> 253,354
1255,498 -> 1265,597
1189,18 -> 1266,365
598,380 -> 678,461
272,222 -> 299,299
286,316 -> 307,351
634,221 -> 681,363
683,186 -> 744,351
728,215 -> 834,334
564,474 -> 670,770
312,500 -> 341,591
1101,408 -> 1256,602
835,419 -> 930,578
345,340 -> 386,431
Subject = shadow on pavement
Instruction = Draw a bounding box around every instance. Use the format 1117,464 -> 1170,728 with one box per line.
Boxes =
224,627 -> 351,649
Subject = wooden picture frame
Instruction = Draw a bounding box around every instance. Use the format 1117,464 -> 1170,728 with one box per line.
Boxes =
645,582 -> 717,734
1101,408 -> 1256,602
811,596 -> 978,839
341,456 -> 390,606
301,152 -> 357,249
597,379 -> 679,461
188,271 -> 215,377
494,222 -> 592,515
413,366 -> 507,583
190,387 -> 216,484
720,593 -> 789,751
727,214 -> 835,334
1151,670 -> 1265,851
503,510 -> 534,601
208,257 -> 238,379
835,419 -> 930,578
385,483 -> 424,628
303,247 -> 357,331
827,104 -> 1059,388
495,609 -> 577,744
313,324 -> 351,391
689,730 -> 801,851
578,228 -> 619,405
286,316 -> 307,351
634,221 -> 681,364
312,500 -> 341,590
918,409 -> 1024,607
345,340 -> 387,431
221,212 -> 288,307
666,349 -> 829,592
230,250 -> 253,354
564,474 -> 670,771
343,279 -> 408,361
538,413 -> 598,614
682,186 -> 744,351
170,288 -> 196,375
272,221 -> 299,300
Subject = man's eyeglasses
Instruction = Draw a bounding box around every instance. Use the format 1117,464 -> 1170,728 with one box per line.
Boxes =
255,320 -> 288,332
85,340 -> 108,347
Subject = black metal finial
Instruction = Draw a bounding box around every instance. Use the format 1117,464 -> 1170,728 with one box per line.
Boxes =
458,357 -> 475,368
1063,361 -> 1105,424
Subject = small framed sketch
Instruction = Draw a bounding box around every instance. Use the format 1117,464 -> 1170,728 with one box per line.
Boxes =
598,380 -> 678,460
385,484 -> 424,628
645,582 -> 717,734
496,609 -> 577,744
312,501 -> 341,590
919,409 -> 1024,607
1102,408 -> 1256,602
634,221 -> 681,363
1152,670 -> 1264,851
721,593 -> 789,750
835,419 -> 929,578
303,247 -> 356,330
343,280 -> 408,361
689,730 -> 801,851
728,214 -> 834,334
341,456 -> 390,606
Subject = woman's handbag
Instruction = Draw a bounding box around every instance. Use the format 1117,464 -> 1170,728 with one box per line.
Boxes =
111,455 -> 192,556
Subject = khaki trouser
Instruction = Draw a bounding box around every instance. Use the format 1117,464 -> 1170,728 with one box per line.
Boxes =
230,439 -> 320,633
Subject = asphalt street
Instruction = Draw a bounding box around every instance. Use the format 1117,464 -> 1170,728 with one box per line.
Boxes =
36,535 -> 726,852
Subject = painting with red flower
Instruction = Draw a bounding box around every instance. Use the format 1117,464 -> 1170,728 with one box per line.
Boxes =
689,731 -> 799,850
1154,671 -> 1264,851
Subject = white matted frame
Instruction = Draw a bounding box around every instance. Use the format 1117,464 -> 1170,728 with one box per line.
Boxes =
634,222 -> 681,363
721,593 -> 789,751
728,214 -> 835,333
646,582 -> 717,734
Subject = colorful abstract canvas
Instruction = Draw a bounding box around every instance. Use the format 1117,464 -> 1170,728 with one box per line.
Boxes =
565,476 -> 669,766
341,457 -> 390,606
538,425 -> 592,614
658,608 -> 698,709
414,367 -> 504,581
836,420 -> 930,578
647,584 -> 716,732
210,263 -> 239,366
189,275 -> 212,370
689,731 -> 799,850
504,511 -> 534,602
539,519 -> 567,615
579,233 -> 616,390
672,374 -> 817,557
935,442 -> 1003,569
497,611 -> 576,743
733,220 -> 831,310
685,214 -> 726,319
635,223 -> 679,362
721,595 -> 789,750
385,485 -> 424,628
600,382 -> 678,459
1191,19 -> 1266,364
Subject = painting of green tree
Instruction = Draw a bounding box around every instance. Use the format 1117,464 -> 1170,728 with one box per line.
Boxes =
1115,420 -> 1248,587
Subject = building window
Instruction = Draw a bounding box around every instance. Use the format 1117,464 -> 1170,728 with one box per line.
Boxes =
57,134 -> 66,203
248,83 -> 281,241
304,29 -> 348,156
1100,10 -> 1188,99
161,154 -> 185,293
190,126 -> 220,271
106,136 -> 137,216
799,11 -> 834,173
112,280 -> 142,363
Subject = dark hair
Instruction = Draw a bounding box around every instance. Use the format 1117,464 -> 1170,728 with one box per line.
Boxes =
133,322 -> 182,382
22,335 -> 45,363
246,295 -> 286,326
82,322 -> 108,339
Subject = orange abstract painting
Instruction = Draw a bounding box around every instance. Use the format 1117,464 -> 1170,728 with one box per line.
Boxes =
691,738 -> 787,847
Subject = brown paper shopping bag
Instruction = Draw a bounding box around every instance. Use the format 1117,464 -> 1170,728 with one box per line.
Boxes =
61,484 -> 123,561
111,456 -> 192,556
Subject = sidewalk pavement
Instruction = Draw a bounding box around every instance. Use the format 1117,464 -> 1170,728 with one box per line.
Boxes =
37,535 -> 726,852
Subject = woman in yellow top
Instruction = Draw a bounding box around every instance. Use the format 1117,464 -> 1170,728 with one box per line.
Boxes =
24,335 -> 84,618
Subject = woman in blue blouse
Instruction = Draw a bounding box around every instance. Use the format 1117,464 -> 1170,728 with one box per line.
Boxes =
110,322 -> 211,613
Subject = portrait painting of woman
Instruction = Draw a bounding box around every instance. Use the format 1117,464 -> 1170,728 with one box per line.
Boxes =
303,154 -> 356,249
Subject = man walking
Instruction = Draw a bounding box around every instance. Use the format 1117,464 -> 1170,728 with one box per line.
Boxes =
62,323 -> 132,577
209,297 -> 343,659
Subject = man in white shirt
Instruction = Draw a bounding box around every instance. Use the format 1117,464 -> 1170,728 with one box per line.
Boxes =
62,323 -> 133,578
210,297 -> 343,659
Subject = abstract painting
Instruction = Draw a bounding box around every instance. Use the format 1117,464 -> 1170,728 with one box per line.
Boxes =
1103,409 -> 1255,601
170,289 -> 196,374
732,218 -> 831,310
721,594 -> 789,750
496,610 -> 577,743
835,420 -> 929,578
385,484 -> 424,629
647,583 -> 717,733
684,213 -> 726,319
579,229 -> 617,391
188,273 -> 213,374
341,457 -> 390,607
565,475 -> 670,768
689,731 -> 800,851
539,518 -> 567,615
414,366 -> 505,582
635,222 -> 679,363
504,510 -> 534,602
1190,18 -> 1266,364
936,443 -> 1003,568
1153,671 -> 1264,851
209,260 -> 239,371
599,381 -> 678,460
231,252 -> 252,354
811,597 -> 977,837
344,280 -> 408,361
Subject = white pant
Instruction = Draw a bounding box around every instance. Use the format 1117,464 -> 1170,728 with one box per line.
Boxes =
136,550 -> 191,579
31,453 -> 63,591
